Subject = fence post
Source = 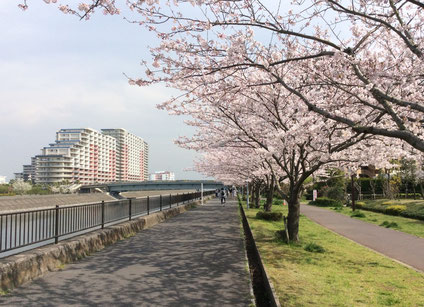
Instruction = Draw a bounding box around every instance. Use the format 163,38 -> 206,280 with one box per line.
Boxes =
160,195 -> 163,211
147,196 -> 150,215
55,205 -> 59,244
170,194 -> 172,208
101,200 -> 105,229
129,198 -> 132,221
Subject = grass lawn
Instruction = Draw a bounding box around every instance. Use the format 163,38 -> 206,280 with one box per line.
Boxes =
325,206 -> 424,238
243,204 -> 424,306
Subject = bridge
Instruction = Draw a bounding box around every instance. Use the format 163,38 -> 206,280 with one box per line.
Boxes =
79,180 -> 224,194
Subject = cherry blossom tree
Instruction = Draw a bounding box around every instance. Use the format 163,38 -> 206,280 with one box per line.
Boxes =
26,1 -> 424,152
161,64 -> 412,241
21,0 -> 423,241
12,180 -> 32,195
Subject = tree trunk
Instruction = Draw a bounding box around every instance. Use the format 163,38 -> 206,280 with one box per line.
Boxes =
254,183 -> 261,208
405,183 -> 408,199
287,186 -> 301,242
413,185 -> 416,200
250,183 -> 256,207
264,176 -> 275,212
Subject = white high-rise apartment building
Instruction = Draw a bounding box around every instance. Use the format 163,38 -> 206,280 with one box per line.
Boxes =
101,129 -> 149,181
35,128 -> 117,184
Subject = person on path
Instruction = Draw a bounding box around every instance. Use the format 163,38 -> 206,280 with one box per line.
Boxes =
220,189 -> 226,205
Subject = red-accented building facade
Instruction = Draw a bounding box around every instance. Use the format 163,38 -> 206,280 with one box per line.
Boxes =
32,128 -> 148,184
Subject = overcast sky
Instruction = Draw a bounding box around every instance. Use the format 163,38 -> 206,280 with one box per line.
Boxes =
0,1 -> 209,182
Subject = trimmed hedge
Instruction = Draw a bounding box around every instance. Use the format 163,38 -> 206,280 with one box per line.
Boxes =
256,211 -> 283,221
0,193 -> 16,197
358,200 -> 424,221
355,202 -> 365,209
309,197 -> 342,207
385,205 -> 407,216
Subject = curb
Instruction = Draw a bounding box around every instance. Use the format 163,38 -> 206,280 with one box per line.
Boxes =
239,203 -> 281,307
0,197 -> 211,292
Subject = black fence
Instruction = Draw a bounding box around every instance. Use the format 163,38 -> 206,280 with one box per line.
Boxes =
0,190 -> 214,255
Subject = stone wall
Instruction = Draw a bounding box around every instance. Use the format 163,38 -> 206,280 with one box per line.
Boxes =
0,197 -> 210,292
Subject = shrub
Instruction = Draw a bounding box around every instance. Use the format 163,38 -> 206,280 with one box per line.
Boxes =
256,211 -> 283,221
325,186 -> 345,201
355,202 -> 365,209
304,242 -> 326,253
380,221 -> 400,229
309,197 -> 342,207
351,211 -> 366,218
382,201 -> 394,206
385,205 -> 407,216
272,199 -> 281,206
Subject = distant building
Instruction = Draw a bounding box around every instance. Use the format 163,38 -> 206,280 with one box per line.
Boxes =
101,129 -> 149,181
149,171 -> 175,181
357,165 -> 379,178
14,173 -> 24,180
35,128 -> 117,185
23,157 -> 37,182
17,128 -> 149,185
0,176 -> 7,184
14,157 -> 36,182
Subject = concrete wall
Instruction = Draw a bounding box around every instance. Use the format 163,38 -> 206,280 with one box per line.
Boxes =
0,197 -> 211,292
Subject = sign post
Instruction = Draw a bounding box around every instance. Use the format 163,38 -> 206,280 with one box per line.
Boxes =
313,190 -> 317,201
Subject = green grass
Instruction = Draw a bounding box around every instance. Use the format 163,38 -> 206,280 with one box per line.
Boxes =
243,204 -> 424,306
326,206 -> 424,238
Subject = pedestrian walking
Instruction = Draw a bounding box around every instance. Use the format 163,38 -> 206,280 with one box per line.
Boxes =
220,189 -> 226,205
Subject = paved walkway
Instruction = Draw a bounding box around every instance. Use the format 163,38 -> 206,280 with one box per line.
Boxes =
1,198 -> 251,306
301,204 -> 424,272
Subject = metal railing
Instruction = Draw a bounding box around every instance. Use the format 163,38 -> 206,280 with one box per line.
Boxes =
0,190 -> 214,255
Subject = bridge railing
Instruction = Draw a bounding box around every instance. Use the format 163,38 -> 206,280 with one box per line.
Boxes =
0,190 -> 215,256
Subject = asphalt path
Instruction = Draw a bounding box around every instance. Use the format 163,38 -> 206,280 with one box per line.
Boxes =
301,204 -> 424,272
1,198 -> 251,306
